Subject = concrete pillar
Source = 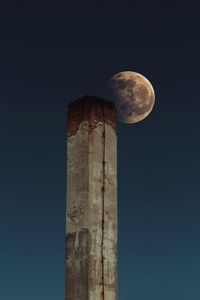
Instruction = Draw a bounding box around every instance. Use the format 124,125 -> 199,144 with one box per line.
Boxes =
65,95 -> 117,300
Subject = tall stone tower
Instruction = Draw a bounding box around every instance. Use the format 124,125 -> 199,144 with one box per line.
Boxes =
65,95 -> 117,300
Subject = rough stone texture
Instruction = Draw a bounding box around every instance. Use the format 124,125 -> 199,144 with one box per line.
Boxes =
67,95 -> 117,137
65,95 -> 117,300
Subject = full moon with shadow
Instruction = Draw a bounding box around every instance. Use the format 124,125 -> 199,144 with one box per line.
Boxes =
108,71 -> 155,123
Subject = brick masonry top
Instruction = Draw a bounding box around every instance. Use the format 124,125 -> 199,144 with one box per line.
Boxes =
67,95 -> 117,137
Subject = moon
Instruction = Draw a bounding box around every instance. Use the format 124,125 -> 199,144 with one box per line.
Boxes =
108,71 -> 155,123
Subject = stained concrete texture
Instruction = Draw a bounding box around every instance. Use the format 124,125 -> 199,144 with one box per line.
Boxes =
66,96 -> 117,300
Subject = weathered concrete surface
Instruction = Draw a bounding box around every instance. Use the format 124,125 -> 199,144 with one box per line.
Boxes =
66,95 -> 117,300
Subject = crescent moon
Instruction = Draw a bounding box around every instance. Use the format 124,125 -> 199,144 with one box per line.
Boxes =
109,71 -> 155,123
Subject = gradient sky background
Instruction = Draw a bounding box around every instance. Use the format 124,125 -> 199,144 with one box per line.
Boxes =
1,1 -> 200,299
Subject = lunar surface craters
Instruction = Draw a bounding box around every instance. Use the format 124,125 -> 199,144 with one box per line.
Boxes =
109,71 -> 155,123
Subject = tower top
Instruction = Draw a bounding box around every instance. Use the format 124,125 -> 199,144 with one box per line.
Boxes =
67,95 -> 117,137
68,94 -> 115,109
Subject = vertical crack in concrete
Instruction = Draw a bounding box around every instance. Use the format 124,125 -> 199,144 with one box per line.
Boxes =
101,106 -> 106,300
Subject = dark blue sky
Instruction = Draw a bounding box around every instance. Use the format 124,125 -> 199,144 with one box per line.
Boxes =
1,1 -> 200,299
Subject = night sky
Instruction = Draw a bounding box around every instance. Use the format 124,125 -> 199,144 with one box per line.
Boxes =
1,1 -> 200,299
